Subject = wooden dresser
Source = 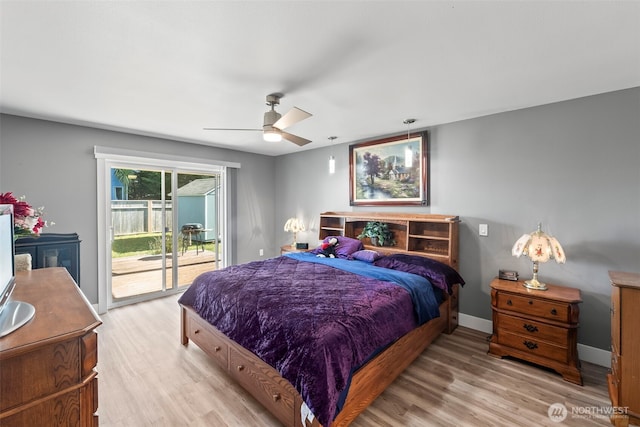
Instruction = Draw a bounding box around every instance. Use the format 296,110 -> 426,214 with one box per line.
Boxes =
0,268 -> 102,426
488,277 -> 582,385
608,271 -> 640,427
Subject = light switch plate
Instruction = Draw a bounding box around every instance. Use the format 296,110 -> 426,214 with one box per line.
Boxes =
479,224 -> 488,236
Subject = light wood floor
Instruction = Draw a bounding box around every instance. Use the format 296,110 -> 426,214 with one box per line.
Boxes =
98,293 -> 613,426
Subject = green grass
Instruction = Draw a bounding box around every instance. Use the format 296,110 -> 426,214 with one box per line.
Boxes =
112,233 -> 220,258
112,233 -> 164,258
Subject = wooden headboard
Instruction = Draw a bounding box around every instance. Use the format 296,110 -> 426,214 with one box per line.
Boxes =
318,212 -> 460,271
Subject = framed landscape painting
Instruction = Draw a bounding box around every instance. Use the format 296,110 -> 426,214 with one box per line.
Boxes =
349,131 -> 428,206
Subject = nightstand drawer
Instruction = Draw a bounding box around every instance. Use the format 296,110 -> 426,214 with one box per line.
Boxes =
499,314 -> 568,345
498,330 -> 568,363
497,293 -> 569,322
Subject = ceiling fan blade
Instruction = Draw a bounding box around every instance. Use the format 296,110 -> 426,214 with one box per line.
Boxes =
203,127 -> 262,131
273,107 -> 312,130
282,131 -> 311,147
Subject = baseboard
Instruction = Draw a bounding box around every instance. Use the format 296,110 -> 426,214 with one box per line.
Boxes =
577,343 -> 611,368
459,313 -> 493,334
458,313 -> 610,368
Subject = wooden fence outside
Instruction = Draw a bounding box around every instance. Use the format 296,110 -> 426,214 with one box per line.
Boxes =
111,200 -> 172,236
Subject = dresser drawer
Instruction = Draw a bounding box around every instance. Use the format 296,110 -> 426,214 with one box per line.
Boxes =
498,330 -> 569,363
1,338 -> 81,412
497,292 -> 569,322
499,314 -> 568,346
229,347 -> 295,426
187,315 -> 228,368
0,387 -> 82,427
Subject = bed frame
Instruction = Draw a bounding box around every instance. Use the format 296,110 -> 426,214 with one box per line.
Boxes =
180,212 -> 460,426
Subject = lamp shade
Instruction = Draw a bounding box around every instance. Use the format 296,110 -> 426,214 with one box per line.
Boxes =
284,217 -> 305,233
512,224 -> 566,263
404,147 -> 413,168
512,223 -> 565,290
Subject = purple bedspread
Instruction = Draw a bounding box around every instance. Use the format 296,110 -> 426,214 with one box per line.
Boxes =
178,256 -> 422,426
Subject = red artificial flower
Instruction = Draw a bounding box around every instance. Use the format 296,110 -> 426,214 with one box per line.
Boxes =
0,192 -> 52,238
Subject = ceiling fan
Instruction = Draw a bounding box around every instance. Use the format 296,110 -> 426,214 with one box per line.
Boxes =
204,93 -> 313,146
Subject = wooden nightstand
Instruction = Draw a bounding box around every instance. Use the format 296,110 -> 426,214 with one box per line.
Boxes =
488,277 -> 583,385
280,245 -> 308,255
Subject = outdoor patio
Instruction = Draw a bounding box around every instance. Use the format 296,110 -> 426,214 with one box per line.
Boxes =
111,249 -> 219,299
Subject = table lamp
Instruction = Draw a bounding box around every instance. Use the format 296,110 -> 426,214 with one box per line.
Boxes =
511,223 -> 566,290
284,217 -> 305,248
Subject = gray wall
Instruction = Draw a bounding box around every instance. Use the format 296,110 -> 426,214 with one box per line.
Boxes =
275,88 -> 640,351
0,114 -> 277,304
2,88 -> 638,351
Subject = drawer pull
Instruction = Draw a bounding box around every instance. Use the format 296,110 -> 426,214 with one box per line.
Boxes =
194,329 -> 200,334
523,340 -> 538,350
237,365 -> 245,372
214,346 -> 221,352
523,323 -> 538,333
528,300 -> 533,305
506,300 -> 513,306
272,393 -> 281,402
550,308 -> 557,315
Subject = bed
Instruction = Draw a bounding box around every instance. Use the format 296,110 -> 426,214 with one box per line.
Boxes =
179,212 -> 462,426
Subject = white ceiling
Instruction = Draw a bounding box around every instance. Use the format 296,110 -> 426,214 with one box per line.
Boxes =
1,1 -> 639,156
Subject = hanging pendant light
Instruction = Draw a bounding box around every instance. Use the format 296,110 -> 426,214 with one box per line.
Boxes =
403,119 -> 415,167
328,136 -> 337,174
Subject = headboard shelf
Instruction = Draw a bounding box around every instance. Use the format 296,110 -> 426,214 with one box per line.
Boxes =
319,212 -> 460,270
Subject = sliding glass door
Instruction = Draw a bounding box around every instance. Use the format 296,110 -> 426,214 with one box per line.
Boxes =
96,146 -> 238,313
107,166 -> 223,308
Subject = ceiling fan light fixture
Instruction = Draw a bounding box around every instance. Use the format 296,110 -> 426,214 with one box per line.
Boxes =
263,127 -> 282,142
204,93 -> 311,146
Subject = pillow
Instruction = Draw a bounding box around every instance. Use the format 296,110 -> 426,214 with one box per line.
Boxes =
311,235 -> 364,259
373,253 -> 465,293
350,249 -> 382,263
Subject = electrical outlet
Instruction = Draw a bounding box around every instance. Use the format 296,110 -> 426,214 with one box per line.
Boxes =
479,224 -> 488,236
259,249 -> 264,256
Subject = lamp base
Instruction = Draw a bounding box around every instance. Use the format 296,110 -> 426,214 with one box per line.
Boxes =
522,278 -> 548,291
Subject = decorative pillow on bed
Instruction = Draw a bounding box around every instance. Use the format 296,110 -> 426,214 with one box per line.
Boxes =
349,249 -> 383,263
373,254 -> 465,293
311,235 -> 364,259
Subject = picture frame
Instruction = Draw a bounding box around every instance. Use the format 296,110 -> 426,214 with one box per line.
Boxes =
349,131 -> 428,206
